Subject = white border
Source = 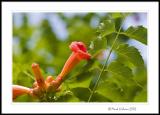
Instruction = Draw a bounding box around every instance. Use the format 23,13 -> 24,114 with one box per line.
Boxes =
2,2 -> 159,114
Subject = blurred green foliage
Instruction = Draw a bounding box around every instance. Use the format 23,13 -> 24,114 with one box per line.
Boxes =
13,13 -> 147,102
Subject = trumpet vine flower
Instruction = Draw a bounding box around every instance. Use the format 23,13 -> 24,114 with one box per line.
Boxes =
32,63 -> 46,90
12,41 -> 91,100
12,85 -> 32,99
54,41 -> 91,87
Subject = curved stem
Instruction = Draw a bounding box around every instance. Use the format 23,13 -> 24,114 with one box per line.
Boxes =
87,18 -> 125,102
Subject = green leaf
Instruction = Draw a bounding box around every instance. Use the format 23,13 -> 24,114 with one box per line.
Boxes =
66,61 -> 100,89
71,87 -> 112,102
14,94 -> 38,102
101,61 -> 143,102
96,81 -> 128,102
133,66 -> 147,86
89,38 -> 107,55
109,13 -> 131,19
12,63 -> 34,87
134,86 -> 147,102
91,92 -> 112,102
56,91 -> 80,102
106,61 -> 135,87
107,61 -> 133,78
96,61 -> 135,102
110,13 -> 123,19
71,87 -> 91,102
116,44 -> 144,66
122,26 -> 147,45
66,71 -> 93,89
97,79 -> 142,102
97,19 -> 115,38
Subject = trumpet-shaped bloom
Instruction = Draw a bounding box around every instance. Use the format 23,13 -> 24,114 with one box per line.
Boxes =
32,63 -> 46,90
56,41 -> 91,83
12,85 -> 32,99
12,41 -> 91,100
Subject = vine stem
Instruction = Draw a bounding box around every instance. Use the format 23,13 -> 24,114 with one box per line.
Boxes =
87,18 -> 125,102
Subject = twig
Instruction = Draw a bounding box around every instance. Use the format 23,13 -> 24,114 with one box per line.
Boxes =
87,17 -> 125,102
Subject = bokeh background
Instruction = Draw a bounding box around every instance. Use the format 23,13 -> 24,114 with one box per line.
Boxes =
13,13 -> 147,102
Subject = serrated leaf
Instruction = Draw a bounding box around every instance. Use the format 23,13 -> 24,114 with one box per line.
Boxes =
106,61 -> 135,86
97,19 -> 115,38
122,26 -> 147,45
96,62 -> 133,102
101,61 -> 143,102
133,66 -> 147,86
107,61 -> 133,78
96,81 -> 128,102
116,44 -> 144,66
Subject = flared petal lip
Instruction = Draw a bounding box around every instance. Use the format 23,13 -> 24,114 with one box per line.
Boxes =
77,50 -> 91,60
69,41 -> 87,52
69,41 -> 91,60
32,63 -> 39,68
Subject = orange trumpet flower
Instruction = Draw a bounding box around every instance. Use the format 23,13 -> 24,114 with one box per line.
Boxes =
55,41 -> 91,87
31,63 -> 46,90
12,85 -> 32,99
12,41 -> 91,100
